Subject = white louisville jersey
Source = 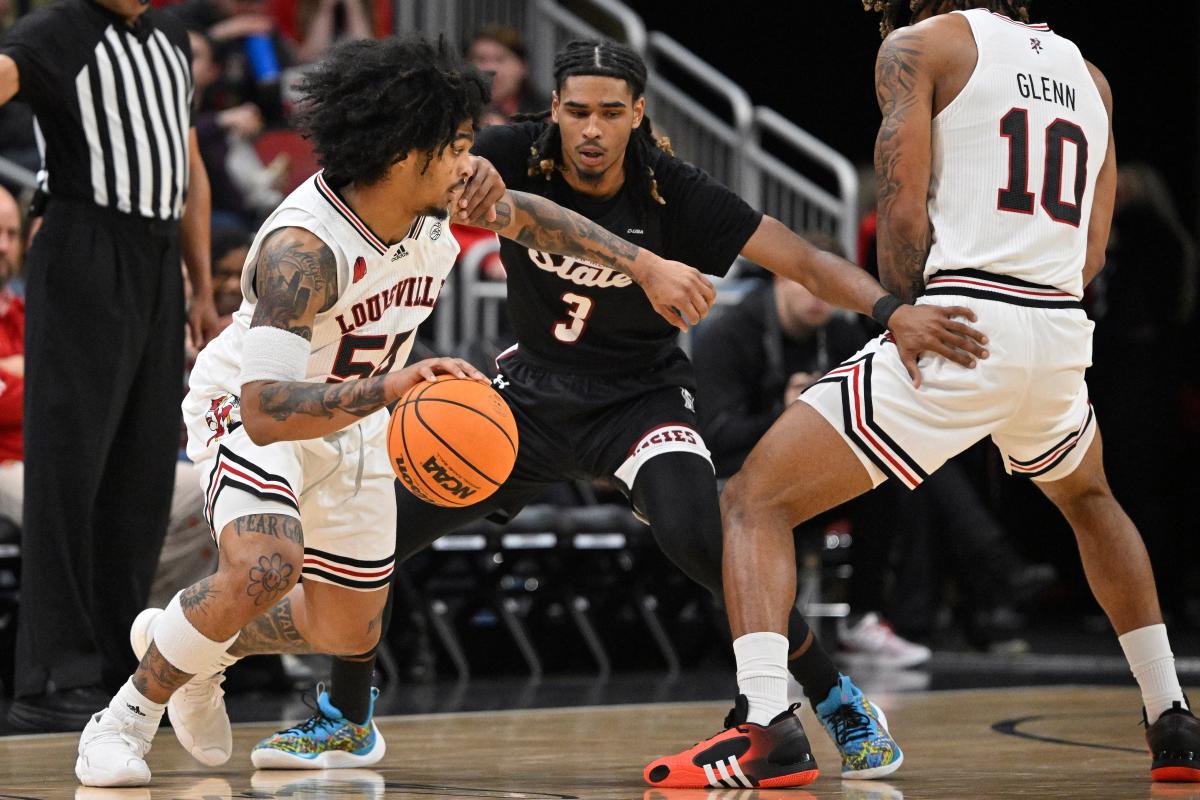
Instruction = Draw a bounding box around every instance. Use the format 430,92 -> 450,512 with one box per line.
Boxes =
190,172 -> 459,402
924,9 -> 1108,298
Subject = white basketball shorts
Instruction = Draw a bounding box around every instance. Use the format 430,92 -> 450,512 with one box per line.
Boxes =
182,390 -> 396,591
801,270 -> 1097,489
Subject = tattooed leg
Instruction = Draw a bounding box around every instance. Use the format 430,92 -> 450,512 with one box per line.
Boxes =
229,593 -> 314,656
132,642 -> 193,704
228,582 -> 388,658
178,575 -> 221,623
174,514 -> 304,645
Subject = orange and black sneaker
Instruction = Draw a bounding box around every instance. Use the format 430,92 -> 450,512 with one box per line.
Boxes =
644,695 -> 819,789
1146,701 -> 1200,782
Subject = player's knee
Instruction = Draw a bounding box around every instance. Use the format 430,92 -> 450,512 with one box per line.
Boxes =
653,515 -> 723,596
1055,480 -> 1118,526
213,527 -> 303,613
720,470 -> 762,524
309,618 -> 381,657
1041,465 -> 1116,522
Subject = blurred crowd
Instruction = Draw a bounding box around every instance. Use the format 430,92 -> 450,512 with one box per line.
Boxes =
0,3 -> 1197,707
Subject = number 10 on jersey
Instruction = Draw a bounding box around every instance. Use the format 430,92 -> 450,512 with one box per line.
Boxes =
553,292 -> 594,343
998,107 -> 1088,226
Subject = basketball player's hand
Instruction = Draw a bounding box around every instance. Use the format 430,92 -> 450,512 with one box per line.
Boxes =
392,358 -> 490,396
889,304 -> 989,388
639,258 -> 716,331
457,156 -> 507,224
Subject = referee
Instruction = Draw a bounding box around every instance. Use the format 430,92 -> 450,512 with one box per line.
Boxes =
0,0 -> 219,730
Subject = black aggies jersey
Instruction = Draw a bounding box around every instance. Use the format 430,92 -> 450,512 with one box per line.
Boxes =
473,121 -> 763,373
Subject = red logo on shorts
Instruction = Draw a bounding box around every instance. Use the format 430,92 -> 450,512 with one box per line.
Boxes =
205,394 -> 241,445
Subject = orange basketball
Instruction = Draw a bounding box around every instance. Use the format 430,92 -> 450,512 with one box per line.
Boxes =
388,377 -> 518,507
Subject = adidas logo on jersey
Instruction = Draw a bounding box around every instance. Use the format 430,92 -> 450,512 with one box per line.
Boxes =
391,244 -> 408,262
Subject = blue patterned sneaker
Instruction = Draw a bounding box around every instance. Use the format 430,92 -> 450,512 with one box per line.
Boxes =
250,684 -> 385,769
814,675 -> 903,779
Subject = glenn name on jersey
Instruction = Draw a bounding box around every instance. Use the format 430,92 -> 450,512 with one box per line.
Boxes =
473,121 -> 762,373
926,9 -> 1108,298
189,172 -> 459,407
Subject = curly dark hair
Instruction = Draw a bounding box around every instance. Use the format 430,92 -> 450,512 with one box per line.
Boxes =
513,39 -> 674,212
863,0 -> 1031,38
295,36 -> 490,187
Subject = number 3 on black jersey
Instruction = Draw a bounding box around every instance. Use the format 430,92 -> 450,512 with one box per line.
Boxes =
553,292 -> 595,343
997,107 -> 1088,227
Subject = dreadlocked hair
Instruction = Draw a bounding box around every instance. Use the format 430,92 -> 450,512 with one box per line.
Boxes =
295,35 -> 490,187
863,0 -> 1031,38
515,39 -> 673,209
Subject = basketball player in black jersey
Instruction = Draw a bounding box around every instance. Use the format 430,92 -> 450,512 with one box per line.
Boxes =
255,39 -> 987,777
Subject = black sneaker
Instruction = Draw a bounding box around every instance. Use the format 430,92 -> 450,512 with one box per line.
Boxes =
1146,701 -> 1200,782
7,685 -> 112,732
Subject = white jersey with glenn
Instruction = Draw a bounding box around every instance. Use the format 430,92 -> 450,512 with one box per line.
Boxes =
924,9 -> 1108,298
189,171 -> 459,405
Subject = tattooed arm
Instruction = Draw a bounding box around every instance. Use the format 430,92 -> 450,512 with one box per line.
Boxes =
240,227 -> 485,445
873,23 -> 936,304
861,17 -> 991,385
466,190 -> 716,331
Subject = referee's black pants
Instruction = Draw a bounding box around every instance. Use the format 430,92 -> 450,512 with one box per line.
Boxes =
15,200 -> 183,697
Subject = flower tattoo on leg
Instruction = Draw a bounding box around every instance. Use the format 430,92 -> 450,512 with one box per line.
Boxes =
247,553 -> 294,606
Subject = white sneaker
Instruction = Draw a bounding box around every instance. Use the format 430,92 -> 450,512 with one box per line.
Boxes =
838,613 -> 932,669
75,709 -> 153,787
130,607 -> 233,766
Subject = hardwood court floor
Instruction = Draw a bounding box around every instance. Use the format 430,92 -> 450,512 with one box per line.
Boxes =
2,685 -> 1197,799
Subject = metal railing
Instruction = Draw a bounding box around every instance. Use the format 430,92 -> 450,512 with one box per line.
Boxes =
749,106 -> 860,261
0,156 -> 37,192
643,32 -> 754,197
391,0 -> 863,353
392,1 -> 860,262
529,0 -> 605,96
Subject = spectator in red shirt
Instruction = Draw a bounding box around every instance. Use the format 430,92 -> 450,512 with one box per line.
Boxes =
0,183 -> 25,523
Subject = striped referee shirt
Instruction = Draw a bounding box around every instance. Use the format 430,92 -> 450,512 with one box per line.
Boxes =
0,0 -> 193,221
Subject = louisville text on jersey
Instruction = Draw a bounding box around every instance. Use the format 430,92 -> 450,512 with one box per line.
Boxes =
336,275 -> 445,335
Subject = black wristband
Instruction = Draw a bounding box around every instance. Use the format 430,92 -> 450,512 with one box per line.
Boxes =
871,294 -> 904,328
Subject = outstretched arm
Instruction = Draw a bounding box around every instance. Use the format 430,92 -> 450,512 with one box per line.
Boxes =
466,189 -> 716,331
741,216 -> 888,316
741,214 -> 987,387
239,227 -> 484,445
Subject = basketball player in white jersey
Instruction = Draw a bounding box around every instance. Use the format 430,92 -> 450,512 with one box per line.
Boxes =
75,36 -> 718,788
647,0 -> 1200,787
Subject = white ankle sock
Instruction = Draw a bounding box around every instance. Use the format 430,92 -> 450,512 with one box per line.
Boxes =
734,632 -> 790,726
1119,624 -> 1187,723
111,679 -> 165,730
786,672 -> 804,706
